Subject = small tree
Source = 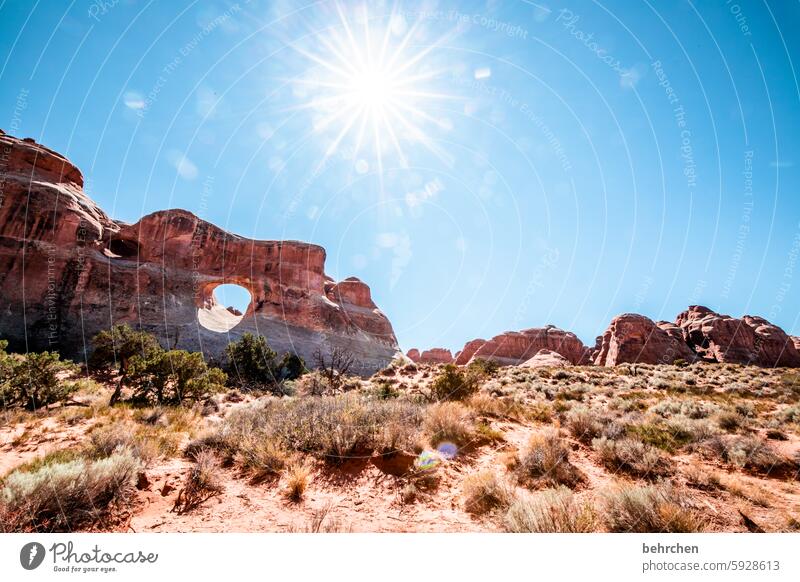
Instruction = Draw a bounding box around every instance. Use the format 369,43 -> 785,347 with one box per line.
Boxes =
0,342 -> 78,410
313,346 -> 355,394
224,333 -> 279,388
430,364 -> 481,402
279,353 -> 306,381
224,333 -> 304,391
89,324 -> 162,405
127,349 -> 226,405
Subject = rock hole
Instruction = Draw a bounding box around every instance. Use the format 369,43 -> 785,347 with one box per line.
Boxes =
197,283 -> 251,333
106,238 -> 140,258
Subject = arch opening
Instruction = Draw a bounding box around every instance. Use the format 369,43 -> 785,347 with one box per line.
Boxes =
197,283 -> 251,333
106,238 -> 140,258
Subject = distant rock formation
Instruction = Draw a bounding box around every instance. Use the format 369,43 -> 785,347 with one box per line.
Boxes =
592,306 -> 800,367
675,306 -> 800,367
453,339 -> 487,365
592,314 -> 696,366
405,347 -> 453,364
452,326 -> 589,367
0,131 -> 400,374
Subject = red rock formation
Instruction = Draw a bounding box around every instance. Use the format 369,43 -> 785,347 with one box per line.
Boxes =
592,314 -> 696,366
675,306 -> 800,367
457,326 -> 588,366
453,339 -> 486,365
793,336 -> 800,353
520,349 -> 570,368
419,348 -> 453,364
404,348 -> 453,364
0,132 -> 400,374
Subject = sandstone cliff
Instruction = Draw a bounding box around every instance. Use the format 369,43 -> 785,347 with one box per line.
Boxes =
0,131 -> 400,374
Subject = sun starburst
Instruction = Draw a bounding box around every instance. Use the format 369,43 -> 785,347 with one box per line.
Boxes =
289,3 -> 455,180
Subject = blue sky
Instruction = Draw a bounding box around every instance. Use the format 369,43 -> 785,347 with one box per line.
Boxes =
2,0 -> 799,352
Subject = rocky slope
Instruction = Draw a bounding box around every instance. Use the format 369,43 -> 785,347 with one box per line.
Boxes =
0,131 -> 400,374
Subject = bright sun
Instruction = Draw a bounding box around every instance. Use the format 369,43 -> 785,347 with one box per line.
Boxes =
290,3 -> 453,176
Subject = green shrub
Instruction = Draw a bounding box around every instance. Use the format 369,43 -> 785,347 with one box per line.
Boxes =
504,487 -> 596,533
127,350 -> 226,405
626,421 -> 694,452
89,324 -> 161,374
430,364 -> 482,401
0,342 -> 78,410
467,358 -> 500,377
89,324 -> 163,405
0,451 -> 139,532
224,333 -> 305,391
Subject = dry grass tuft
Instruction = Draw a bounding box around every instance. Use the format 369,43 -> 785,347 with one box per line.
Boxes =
504,487 -> 596,532
516,429 -> 585,488
593,437 -> 671,478
462,470 -> 515,515
603,483 -> 704,532
173,449 -> 223,514
423,401 -> 474,447
0,451 -> 139,532
283,461 -> 312,502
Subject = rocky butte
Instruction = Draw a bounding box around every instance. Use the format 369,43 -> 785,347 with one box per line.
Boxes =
414,310 -> 800,369
0,131 -> 400,374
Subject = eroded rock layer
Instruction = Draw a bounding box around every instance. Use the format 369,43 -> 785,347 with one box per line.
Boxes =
0,132 -> 399,374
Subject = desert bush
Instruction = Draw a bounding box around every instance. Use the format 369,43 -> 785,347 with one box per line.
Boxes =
517,429 -> 584,488
650,398 -> 719,419
467,358 -> 500,377
504,487 -> 596,533
423,401 -> 474,447
716,410 -> 745,432
603,484 -> 703,533
625,420 -> 696,452
0,342 -> 78,410
127,349 -> 227,405
565,405 -> 606,443
593,437 -> 670,478
313,346 -> 356,394
200,394 -> 424,465
0,451 -> 139,532
462,470 -> 515,514
467,392 -> 529,421
777,405 -> 800,424
703,435 -> 786,473
430,364 -> 482,401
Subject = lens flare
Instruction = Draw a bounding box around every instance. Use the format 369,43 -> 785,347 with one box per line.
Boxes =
288,2 -> 456,182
